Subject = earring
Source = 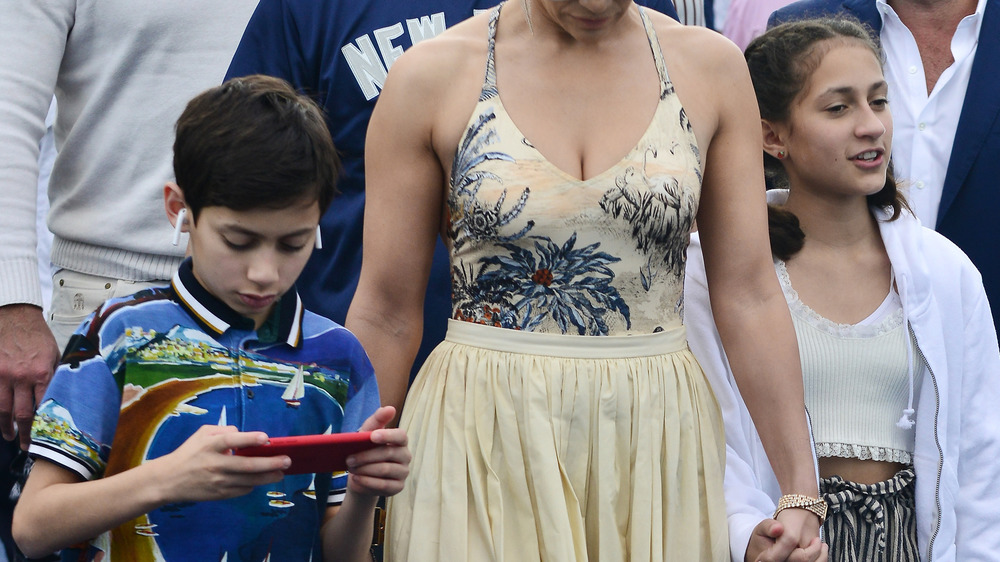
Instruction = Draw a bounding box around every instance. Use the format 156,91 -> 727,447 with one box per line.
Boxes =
171,208 -> 187,246
776,150 -> 787,160
314,224 -> 323,250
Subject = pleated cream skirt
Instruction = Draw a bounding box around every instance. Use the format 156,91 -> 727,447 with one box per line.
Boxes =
386,320 -> 728,561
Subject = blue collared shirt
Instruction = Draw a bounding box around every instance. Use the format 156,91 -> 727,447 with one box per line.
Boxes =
29,257 -> 380,561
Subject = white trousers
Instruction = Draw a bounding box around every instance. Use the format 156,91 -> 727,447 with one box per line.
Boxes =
47,269 -> 165,351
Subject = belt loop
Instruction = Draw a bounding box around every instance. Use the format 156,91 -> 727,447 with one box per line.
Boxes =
372,504 -> 386,546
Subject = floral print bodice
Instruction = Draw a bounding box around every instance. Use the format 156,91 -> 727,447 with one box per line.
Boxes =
447,5 -> 702,336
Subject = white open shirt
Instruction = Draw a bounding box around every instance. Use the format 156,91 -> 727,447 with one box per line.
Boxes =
877,0 -> 986,228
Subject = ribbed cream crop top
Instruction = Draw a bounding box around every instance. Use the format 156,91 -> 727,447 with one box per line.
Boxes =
776,260 -> 919,464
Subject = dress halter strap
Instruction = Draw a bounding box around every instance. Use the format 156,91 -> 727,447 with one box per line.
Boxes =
481,5 -> 502,101
637,6 -> 673,99
481,4 -> 673,101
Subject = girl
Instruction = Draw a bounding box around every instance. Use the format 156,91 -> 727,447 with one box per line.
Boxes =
685,18 -> 1000,562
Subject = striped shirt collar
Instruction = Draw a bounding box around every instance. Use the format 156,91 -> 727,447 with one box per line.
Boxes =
170,258 -> 304,348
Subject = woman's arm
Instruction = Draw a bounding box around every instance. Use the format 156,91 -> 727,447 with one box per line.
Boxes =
345,32 -> 481,420
685,234 -> 784,561
345,52 -> 445,417
687,232 -> 827,562
688,33 -> 821,559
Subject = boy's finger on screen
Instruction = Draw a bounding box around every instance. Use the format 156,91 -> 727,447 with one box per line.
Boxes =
227,452 -> 290,475
370,427 -> 407,446
213,429 -> 269,451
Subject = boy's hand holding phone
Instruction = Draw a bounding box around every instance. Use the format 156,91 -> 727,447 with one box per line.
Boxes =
151,424 -> 289,504
346,406 -> 410,498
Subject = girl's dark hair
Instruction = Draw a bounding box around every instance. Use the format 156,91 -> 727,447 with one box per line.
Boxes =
173,75 -> 340,220
745,18 -> 909,260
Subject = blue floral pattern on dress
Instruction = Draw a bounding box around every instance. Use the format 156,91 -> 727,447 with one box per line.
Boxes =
452,233 -> 630,336
446,3 -> 700,336
448,109 -> 534,251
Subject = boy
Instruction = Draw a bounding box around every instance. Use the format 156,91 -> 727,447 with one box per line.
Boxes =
11,75 -> 409,561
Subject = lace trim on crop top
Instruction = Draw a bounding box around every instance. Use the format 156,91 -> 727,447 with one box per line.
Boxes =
813,443 -> 913,464
775,259 -> 915,465
775,259 -> 904,338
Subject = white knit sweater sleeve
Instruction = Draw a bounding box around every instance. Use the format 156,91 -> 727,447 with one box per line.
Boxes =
0,0 -> 74,307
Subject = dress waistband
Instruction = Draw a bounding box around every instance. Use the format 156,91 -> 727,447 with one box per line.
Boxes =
444,319 -> 687,358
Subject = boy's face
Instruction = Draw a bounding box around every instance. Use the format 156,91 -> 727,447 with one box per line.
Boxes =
186,200 -> 321,328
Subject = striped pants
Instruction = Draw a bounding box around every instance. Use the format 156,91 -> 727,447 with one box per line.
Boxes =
820,468 -> 919,562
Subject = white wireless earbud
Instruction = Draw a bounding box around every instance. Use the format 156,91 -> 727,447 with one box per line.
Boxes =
171,208 -> 188,246
314,224 -> 323,250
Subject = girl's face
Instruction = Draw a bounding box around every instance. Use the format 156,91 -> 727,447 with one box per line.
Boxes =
769,41 -> 892,200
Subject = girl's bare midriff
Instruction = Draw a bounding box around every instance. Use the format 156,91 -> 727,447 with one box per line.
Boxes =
819,456 -> 907,485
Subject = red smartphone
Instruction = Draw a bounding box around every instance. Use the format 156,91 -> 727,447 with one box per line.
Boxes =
234,431 -> 377,475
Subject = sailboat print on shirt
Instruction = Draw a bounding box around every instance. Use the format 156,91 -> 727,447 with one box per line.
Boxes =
282,365 -> 305,407
302,477 -> 317,501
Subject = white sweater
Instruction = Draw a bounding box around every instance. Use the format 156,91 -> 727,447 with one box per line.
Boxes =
0,0 -> 259,307
684,190 -> 1000,561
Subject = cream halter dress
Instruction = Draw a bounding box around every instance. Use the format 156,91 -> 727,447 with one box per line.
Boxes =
386,5 -> 728,560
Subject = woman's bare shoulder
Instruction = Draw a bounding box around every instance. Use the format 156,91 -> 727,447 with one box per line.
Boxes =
374,13 -> 490,159
636,13 -> 759,160
386,12 -> 490,95
648,15 -> 747,76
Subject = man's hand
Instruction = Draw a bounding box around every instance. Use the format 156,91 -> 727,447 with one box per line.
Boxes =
0,304 -> 60,449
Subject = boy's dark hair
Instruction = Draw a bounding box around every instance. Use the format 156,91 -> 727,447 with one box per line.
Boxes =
173,74 -> 339,219
744,18 -> 909,260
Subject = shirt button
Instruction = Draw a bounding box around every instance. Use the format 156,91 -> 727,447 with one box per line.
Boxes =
916,181 -> 925,189
918,122 -> 926,131
909,65 -> 918,74
247,389 -> 255,399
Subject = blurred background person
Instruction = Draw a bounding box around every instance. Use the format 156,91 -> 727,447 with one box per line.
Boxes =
724,0 -> 797,50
